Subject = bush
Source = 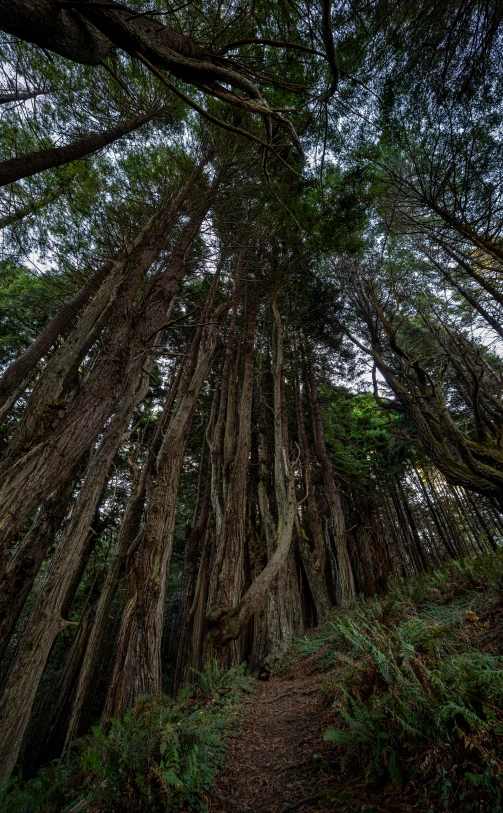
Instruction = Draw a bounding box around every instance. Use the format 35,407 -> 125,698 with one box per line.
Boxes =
76,694 -> 226,812
0,662 -> 253,813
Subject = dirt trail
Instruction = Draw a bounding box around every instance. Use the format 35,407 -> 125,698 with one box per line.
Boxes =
205,658 -> 420,813
205,661 -> 338,813
205,599 -> 503,813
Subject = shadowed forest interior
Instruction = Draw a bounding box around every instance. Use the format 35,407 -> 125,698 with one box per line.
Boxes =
0,1 -> 503,810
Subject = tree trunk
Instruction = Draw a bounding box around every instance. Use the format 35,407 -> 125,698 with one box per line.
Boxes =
0,159 -> 203,443
395,477 -> 428,570
0,478 -> 74,661
464,490 -> 498,551
0,367 -> 148,779
251,420 -> 303,667
292,367 -> 332,621
104,290 -> 229,719
0,0 -> 112,64
0,0 -> 274,109
0,112 -> 157,187
23,602 -> 97,775
0,183 -> 212,565
176,373 -> 223,683
413,466 -> 459,558
173,441 -> 212,693
380,486 -> 412,577
0,183 -> 68,229
205,287 -> 257,666
303,342 -> 356,607
389,482 -> 421,574
211,297 -> 297,646
0,89 -> 45,104
64,360 -> 184,747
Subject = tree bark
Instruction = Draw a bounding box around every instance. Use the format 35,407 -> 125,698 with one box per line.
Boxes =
64,360 -> 184,747
0,367 -> 148,779
0,181 -> 212,565
395,476 -> 428,570
0,183 -> 68,229
355,303 -> 503,502
303,341 -> 356,607
0,112 -> 157,187
464,490 -> 498,551
0,89 -> 45,104
0,0 -> 271,106
104,289 -> 230,719
0,479 -> 74,662
0,158 -> 203,443
23,601 -> 96,774
0,257 -> 112,414
205,286 -> 257,666
173,440 -> 212,692
292,366 -> 332,621
211,297 -> 297,646
0,0 -> 113,65
249,419 -> 303,667
413,466 -> 459,558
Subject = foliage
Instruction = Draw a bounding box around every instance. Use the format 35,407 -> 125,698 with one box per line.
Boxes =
304,552 -> 503,811
320,387 -> 401,483
189,660 -> 254,706
0,662 -> 253,813
0,261 -> 60,368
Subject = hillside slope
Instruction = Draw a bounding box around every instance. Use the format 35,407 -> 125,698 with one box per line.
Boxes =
209,553 -> 503,813
2,553 -> 502,813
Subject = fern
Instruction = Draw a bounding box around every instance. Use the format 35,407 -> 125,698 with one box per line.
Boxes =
2,663 -> 253,813
388,750 -> 403,788
318,551 -> 503,810
324,729 -> 353,745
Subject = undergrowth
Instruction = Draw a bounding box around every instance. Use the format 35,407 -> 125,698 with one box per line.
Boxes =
4,554 -> 503,813
297,552 -> 503,812
0,661 -> 254,813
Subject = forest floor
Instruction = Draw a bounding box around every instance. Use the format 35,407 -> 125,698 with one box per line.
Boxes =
205,655 -> 337,813
205,651 -> 415,813
206,554 -> 503,813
